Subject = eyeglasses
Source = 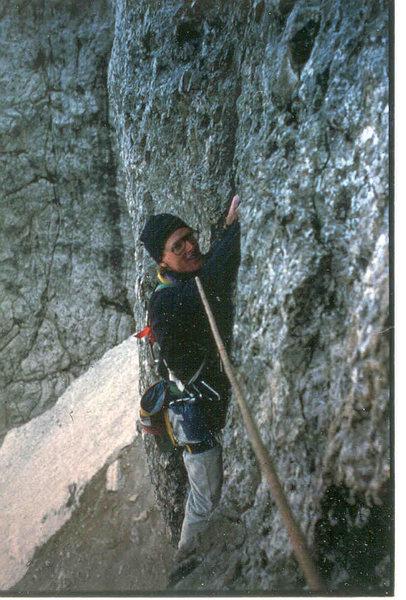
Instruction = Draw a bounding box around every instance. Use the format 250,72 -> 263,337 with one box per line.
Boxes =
169,231 -> 199,255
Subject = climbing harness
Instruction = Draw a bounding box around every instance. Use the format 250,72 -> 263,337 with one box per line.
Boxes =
139,375 -> 221,453
136,273 -> 223,453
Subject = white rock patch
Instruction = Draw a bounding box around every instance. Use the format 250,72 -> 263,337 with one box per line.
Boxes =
0,336 -> 139,590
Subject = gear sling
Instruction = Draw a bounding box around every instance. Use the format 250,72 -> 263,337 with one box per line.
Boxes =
136,281 -> 223,453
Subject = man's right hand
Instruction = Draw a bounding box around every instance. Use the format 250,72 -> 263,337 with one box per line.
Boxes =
225,194 -> 240,227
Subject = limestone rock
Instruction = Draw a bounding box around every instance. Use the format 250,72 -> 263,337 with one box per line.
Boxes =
1,0 -> 390,594
0,0 -> 135,439
109,0 -> 390,593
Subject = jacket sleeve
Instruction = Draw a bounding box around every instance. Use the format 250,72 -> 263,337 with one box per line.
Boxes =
173,220 -> 241,305
148,221 -> 240,379
199,221 -> 241,293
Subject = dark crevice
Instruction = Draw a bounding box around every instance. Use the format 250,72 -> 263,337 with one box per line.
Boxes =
315,484 -> 393,594
144,435 -> 187,547
316,63 -> 331,98
141,28 -> 153,53
224,71 -> 242,211
254,0 -> 265,23
282,1 -> 296,17
95,52 -> 134,324
32,47 -> 47,71
289,19 -> 320,72
100,291 -> 133,317
15,208 -> 62,382
4,173 -> 60,197
176,21 -> 202,47
0,328 -> 21,354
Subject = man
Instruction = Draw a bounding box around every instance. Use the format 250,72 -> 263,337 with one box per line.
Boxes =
139,195 -> 240,563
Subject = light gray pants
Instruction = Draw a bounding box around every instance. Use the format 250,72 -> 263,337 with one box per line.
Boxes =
178,444 -> 223,549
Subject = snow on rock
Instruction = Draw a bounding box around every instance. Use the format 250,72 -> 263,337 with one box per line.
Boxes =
0,335 -> 139,590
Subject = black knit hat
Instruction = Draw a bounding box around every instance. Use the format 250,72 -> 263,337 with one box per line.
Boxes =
140,213 -> 189,263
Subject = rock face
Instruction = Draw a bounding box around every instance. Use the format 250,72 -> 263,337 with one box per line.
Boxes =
109,0 -> 390,594
1,0 -> 390,594
0,0 -> 135,440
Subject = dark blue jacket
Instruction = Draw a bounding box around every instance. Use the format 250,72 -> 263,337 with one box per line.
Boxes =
148,221 -> 241,388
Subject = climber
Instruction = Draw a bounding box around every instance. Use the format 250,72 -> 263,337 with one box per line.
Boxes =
139,195 -> 241,568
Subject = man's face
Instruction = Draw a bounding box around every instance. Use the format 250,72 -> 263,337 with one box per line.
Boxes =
160,227 -> 203,273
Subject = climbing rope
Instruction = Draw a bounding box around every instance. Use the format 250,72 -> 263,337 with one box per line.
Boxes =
195,276 -> 326,593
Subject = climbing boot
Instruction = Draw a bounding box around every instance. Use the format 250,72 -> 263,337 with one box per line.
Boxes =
167,534 -> 201,587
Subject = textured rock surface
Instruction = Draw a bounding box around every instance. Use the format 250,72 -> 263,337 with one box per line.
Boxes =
0,0 -> 135,440
109,0 -> 390,593
1,0 -> 390,594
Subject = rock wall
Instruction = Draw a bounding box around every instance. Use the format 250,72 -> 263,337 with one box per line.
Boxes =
0,0 -> 390,594
0,0 -> 135,440
109,0 -> 390,594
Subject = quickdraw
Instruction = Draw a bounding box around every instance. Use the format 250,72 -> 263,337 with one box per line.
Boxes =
134,325 -> 156,343
134,275 -> 174,343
